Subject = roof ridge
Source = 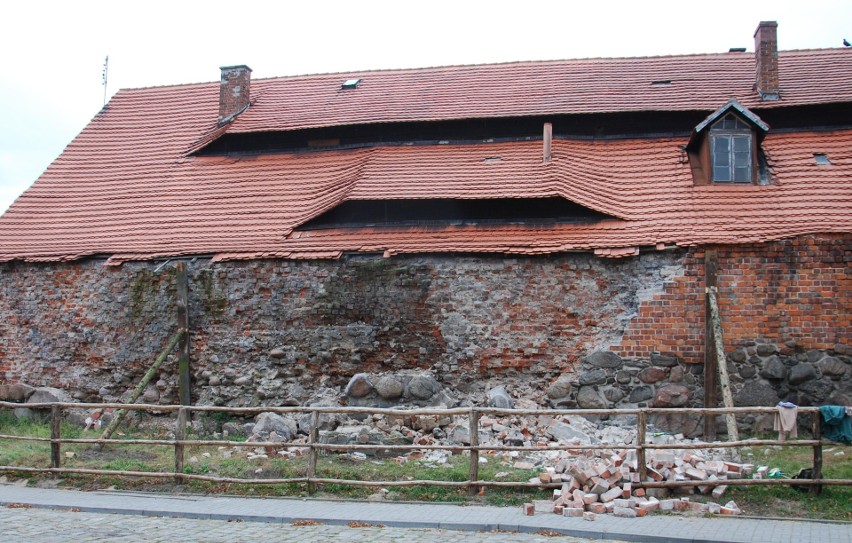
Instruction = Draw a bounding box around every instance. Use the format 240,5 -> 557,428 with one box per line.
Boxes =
114,47 -> 850,94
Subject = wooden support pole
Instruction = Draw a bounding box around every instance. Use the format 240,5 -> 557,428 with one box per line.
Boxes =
468,408 -> 480,495
307,410 -> 320,494
50,405 -> 61,469
811,413 -> 823,495
703,250 -> 718,441
99,329 -> 185,445
175,407 -> 188,482
176,262 -> 191,406
706,286 -> 739,442
637,411 -> 647,482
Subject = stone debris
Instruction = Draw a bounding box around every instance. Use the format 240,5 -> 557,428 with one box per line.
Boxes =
192,405 -> 750,520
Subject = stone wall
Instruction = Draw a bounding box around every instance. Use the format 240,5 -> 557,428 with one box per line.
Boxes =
0,234 -> 849,430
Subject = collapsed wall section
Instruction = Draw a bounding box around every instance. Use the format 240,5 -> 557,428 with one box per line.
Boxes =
0,234 -> 848,417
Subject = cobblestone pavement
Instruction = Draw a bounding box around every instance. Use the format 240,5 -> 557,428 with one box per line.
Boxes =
0,506 -> 612,543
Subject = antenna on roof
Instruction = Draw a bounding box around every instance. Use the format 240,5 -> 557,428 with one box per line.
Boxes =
102,55 -> 109,106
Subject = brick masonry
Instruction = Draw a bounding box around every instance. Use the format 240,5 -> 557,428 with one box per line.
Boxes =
0,234 -> 849,417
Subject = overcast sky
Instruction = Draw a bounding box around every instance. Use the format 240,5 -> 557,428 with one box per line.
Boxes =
1,1 -> 850,213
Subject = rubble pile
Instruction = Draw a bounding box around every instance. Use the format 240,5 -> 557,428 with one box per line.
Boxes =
523,438 -> 748,518
201,407 -> 750,518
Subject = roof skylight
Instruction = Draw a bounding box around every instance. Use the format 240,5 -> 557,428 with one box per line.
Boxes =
814,153 -> 832,165
341,78 -> 361,90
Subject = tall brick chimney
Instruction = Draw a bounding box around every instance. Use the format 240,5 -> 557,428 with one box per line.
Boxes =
219,65 -> 252,124
754,21 -> 780,101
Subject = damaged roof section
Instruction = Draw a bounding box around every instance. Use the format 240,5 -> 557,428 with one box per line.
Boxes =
1,36 -> 851,263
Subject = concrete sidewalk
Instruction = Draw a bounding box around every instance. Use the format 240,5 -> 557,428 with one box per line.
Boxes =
0,484 -> 848,543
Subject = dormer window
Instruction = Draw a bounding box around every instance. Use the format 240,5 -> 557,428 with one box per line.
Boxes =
686,99 -> 770,186
710,114 -> 753,183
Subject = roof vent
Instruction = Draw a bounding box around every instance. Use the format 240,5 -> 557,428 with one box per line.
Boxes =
729,47 -> 746,53
814,153 -> 832,165
543,122 -> 552,163
651,80 -> 672,86
341,78 -> 361,90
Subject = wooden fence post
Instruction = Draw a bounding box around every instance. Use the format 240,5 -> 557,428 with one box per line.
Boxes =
637,410 -> 647,482
703,250 -> 718,441
811,413 -> 823,495
50,405 -> 61,469
468,408 -> 480,495
175,407 -> 188,482
706,286 -> 739,442
176,262 -> 191,406
307,410 -> 320,494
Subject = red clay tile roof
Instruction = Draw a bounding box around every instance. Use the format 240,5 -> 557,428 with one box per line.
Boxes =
228,49 -> 852,133
1,49 -> 851,262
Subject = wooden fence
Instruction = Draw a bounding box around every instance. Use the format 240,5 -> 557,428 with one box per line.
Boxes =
1,402 -> 848,494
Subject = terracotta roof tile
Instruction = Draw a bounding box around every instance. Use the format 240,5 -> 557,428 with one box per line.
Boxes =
1,49 -> 851,262
229,49 -> 852,133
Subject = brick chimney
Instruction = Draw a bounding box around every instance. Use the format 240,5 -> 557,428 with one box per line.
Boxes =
754,21 -> 779,101
219,65 -> 252,124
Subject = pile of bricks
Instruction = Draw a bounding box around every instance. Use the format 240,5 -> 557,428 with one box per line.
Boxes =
522,447 -> 747,518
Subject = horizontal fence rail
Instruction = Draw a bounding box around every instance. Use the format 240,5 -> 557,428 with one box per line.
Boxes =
1,401 -> 847,495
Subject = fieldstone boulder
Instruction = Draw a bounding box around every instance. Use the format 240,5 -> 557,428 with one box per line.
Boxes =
729,349 -> 747,363
407,374 -> 440,400
652,412 -> 702,438
798,380 -> 834,403
582,351 -> 623,369
653,384 -> 689,407
374,376 -> 404,400
251,412 -> 296,442
638,367 -> 668,384
0,383 -> 35,402
734,382 -> 778,406
604,388 -> 625,403
548,421 -> 593,444
27,387 -> 75,405
142,386 -> 160,404
269,348 -> 287,358
222,421 -> 250,438
629,385 -> 654,403
738,365 -> 757,379
759,356 -> 788,380
344,373 -> 374,398
448,424 -> 471,445
818,357 -> 848,379
487,386 -> 514,409
579,369 -> 607,386
756,343 -> 778,357
576,386 -> 608,409
788,363 -> 817,386
615,370 -> 634,384
650,353 -> 679,367
546,375 -> 573,399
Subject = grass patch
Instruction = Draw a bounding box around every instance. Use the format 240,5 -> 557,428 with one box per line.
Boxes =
727,442 -> 852,521
1,412 -> 849,520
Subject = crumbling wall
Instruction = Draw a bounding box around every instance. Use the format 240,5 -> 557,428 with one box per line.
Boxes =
0,234 -> 849,424
618,234 -> 850,364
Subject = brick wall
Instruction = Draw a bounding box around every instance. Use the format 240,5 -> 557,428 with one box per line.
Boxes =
0,234 -> 849,405
617,234 -> 851,364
